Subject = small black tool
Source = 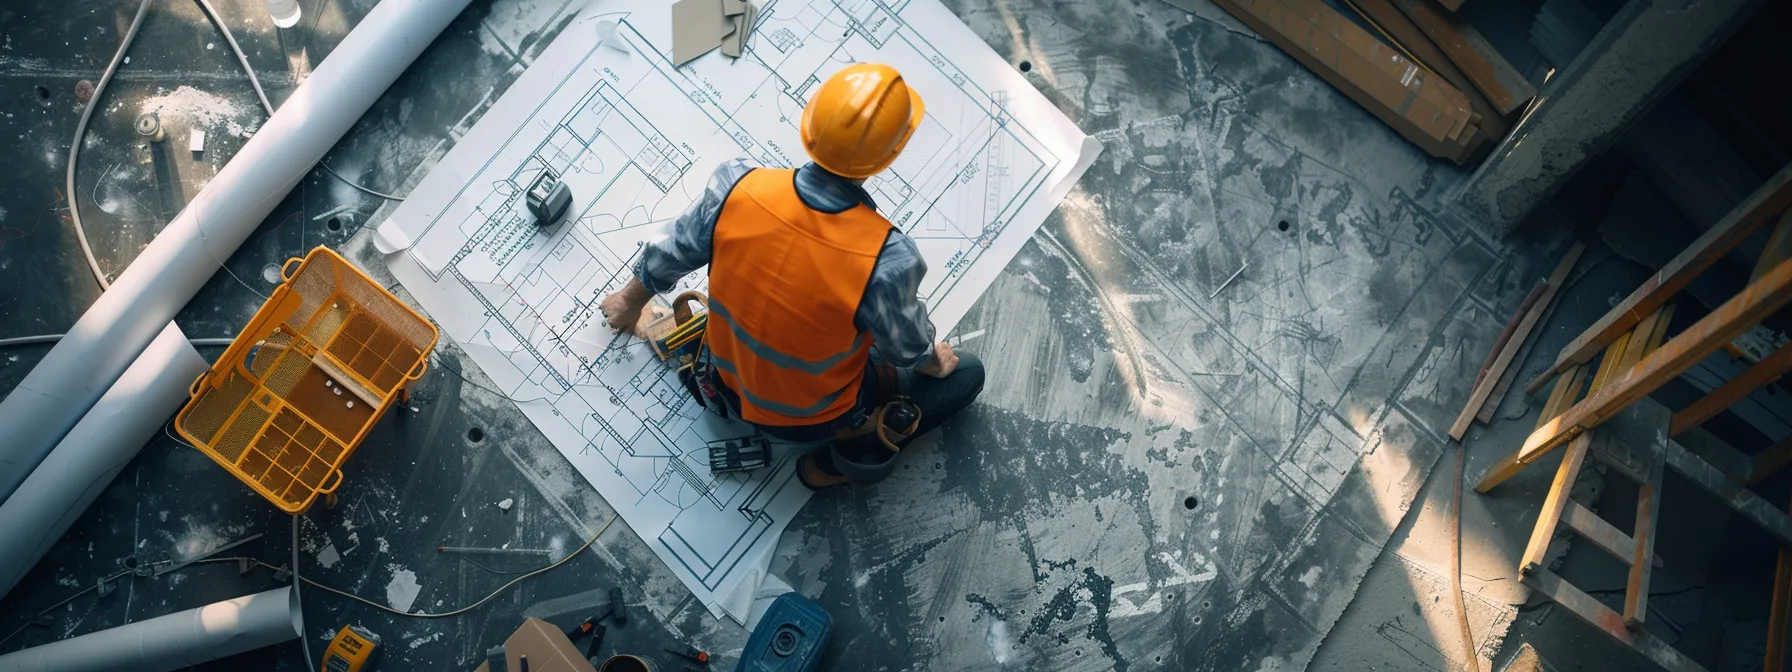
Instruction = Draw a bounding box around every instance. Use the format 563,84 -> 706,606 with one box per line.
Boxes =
707,436 -> 770,474
609,587 -> 628,627
566,587 -> 628,661
565,616 -> 601,641
566,614 -> 607,656
566,587 -> 628,637
666,644 -> 711,665
583,623 -> 607,659
885,403 -> 918,433
525,169 -> 573,226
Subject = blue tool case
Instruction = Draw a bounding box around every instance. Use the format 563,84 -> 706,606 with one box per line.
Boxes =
735,592 -> 831,672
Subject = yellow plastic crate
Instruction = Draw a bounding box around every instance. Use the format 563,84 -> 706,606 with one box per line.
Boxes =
176,246 -> 438,513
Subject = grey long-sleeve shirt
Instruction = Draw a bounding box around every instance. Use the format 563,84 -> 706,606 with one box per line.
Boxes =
633,159 -> 937,369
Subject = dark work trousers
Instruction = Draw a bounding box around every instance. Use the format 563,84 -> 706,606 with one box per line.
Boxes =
721,354 -> 986,485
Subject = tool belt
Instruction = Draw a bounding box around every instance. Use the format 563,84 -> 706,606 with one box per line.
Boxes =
633,290 -> 735,419
647,291 -> 920,483
642,291 -> 709,364
825,363 -> 919,484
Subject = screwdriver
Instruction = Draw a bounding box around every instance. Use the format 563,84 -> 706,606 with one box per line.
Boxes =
666,645 -> 710,665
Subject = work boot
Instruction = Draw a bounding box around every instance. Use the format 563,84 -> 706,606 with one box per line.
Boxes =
796,452 -> 848,491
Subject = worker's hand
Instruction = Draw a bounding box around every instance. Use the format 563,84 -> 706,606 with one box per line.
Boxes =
601,291 -> 643,335
918,341 -> 958,378
601,278 -> 653,335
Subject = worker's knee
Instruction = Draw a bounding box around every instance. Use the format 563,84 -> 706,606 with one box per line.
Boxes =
948,353 -> 985,401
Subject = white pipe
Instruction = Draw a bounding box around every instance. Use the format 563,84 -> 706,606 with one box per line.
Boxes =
0,324 -> 207,601
0,587 -> 300,672
0,0 -> 474,501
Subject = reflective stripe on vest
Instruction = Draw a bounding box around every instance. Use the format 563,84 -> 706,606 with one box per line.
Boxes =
706,168 -> 891,426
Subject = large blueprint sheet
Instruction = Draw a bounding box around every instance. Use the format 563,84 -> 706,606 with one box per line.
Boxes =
378,0 -> 1099,622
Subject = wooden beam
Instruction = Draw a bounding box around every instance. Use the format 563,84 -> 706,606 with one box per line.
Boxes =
1451,244 -> 1584,440
1623,312 -> 1672,630
1518,257 -> 1792,465
1671,340 -> 1792,436
1768,494 -> 1792,672
1479,307 -> 1663,492
1561,500 -> 1663,569
1475,365 -> 1587,493
1749,435 -> 1792,485
1754,209 -> 1792,284
1542,366 -> 1591,422
1478,282 -> 1552,424
1340,0 -> 1509,141
1476,348 -> 1525,425
1664,438 -> 1792,547
1624,475 -> 1663,628
1209,0 -> 1487,164
1635,305 -> 1677,365
1515,315 -> 1655,571
1389,0 -> 1536,115
1675,426 -> 1791,487
1434,0 -> 1464,10
1520,434 -> 1592,575
1523,569 -> 1711,672
1472,281 -> 1546,391
1527,164 -> 1792,396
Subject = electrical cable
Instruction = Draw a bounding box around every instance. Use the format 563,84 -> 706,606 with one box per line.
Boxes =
0,570 -> 132,648
0,334 -> 233,348
1449,441 -> 1480,672
295,515 -> 616,619
293,515 -> 315,672
454,555 -> 536,576
63,0 -> 401,296
24,0 -> 591,649
318,162 -> 405,201
63,0 -> 271,299
194,0 -> 404,202
192,0 -> 272,115
434,354 -> 554,405
0,554 -> 276,648
66,0 -> 154,291
0,512 -> 614,651
164,420 -> 197,449
0,569 -> 133,647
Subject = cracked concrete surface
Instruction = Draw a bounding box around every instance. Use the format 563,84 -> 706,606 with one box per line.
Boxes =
0,0 -> 1581,669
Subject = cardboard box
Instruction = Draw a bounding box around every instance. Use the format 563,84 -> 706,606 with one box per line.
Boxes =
1210,0 -> 1486,164
473,618 -> 597,672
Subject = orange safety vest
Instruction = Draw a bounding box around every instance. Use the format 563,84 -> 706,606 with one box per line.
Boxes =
706,168 -> 892,426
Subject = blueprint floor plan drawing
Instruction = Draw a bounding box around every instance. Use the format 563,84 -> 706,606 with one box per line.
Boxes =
378,0 -> 1099,622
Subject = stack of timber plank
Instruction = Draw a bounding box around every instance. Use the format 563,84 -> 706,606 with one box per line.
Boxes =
1209,0 -> 1536,165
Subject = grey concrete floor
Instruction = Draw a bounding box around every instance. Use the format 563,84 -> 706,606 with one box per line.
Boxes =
0,0 -> 1663,670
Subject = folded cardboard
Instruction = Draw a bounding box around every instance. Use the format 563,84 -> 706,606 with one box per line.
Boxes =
473,618 -> 597,672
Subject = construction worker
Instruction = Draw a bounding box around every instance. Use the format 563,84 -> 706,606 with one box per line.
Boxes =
600,63 -> 983,490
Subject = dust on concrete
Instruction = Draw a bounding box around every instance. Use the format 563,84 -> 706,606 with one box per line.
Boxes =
137,85 -> 261,139
767,1 -> 1513,670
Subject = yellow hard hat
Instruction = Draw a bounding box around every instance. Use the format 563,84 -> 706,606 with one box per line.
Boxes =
800,63 -> 924,179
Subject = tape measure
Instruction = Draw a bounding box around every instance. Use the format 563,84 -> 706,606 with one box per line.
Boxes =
321,625 -> 381,672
